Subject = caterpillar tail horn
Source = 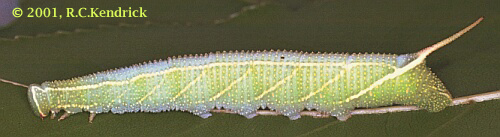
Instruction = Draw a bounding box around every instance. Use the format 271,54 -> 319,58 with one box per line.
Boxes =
417,17 -> 483,58
0,78 -> 28,88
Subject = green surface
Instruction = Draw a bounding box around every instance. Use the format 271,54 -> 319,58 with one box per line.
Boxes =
0,0 -> 499,136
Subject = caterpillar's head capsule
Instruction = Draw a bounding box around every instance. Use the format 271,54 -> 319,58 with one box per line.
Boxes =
27,84 -> 50,119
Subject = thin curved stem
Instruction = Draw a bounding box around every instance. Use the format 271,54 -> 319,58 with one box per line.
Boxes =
451,91 -> 500,105
211,90 -> 500,118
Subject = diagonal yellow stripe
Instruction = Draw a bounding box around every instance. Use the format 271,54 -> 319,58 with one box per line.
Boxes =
137,78 -> 165,104
209,68 -> 252,101
254,67 -> 300,100
48,61 -> 392,91
300,70 -> 345,102
172,70 -> 206,101
299,62 -> 396,102
340,60 -> 430,103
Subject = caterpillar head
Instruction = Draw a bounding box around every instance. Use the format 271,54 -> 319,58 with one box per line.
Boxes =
27,84 -> 50,119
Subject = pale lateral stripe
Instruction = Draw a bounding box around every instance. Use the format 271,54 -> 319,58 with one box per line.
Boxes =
171,70 -> 206,101
41,18 -> 485,113
404,18 -> 483,100
138,78 -> 165,104
47,18 -> 483,93
47,61 -> 395,91
338,17 -> 481,102
300,70 -> 345,102
255,67 -> 300,100
340,55 -> 451,103
56,104 -> 93,109
30,86 -> 44,116
298,62 -> 391,102
48,61 -> 343,91
209,68 -> 252,101
438,92 -> 451,98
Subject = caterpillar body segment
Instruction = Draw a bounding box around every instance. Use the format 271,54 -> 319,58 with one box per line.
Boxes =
26,17 -> 483,122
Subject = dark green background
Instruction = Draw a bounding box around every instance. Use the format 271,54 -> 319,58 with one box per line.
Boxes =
0,0 -> 498,136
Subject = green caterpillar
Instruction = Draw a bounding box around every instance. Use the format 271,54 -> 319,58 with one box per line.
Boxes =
27,17 -> 483,122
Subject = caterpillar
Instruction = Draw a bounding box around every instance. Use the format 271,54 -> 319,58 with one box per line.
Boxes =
2,17 -> 499,123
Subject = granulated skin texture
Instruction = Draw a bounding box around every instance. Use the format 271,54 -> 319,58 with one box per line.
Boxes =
28,50 -> 452,120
